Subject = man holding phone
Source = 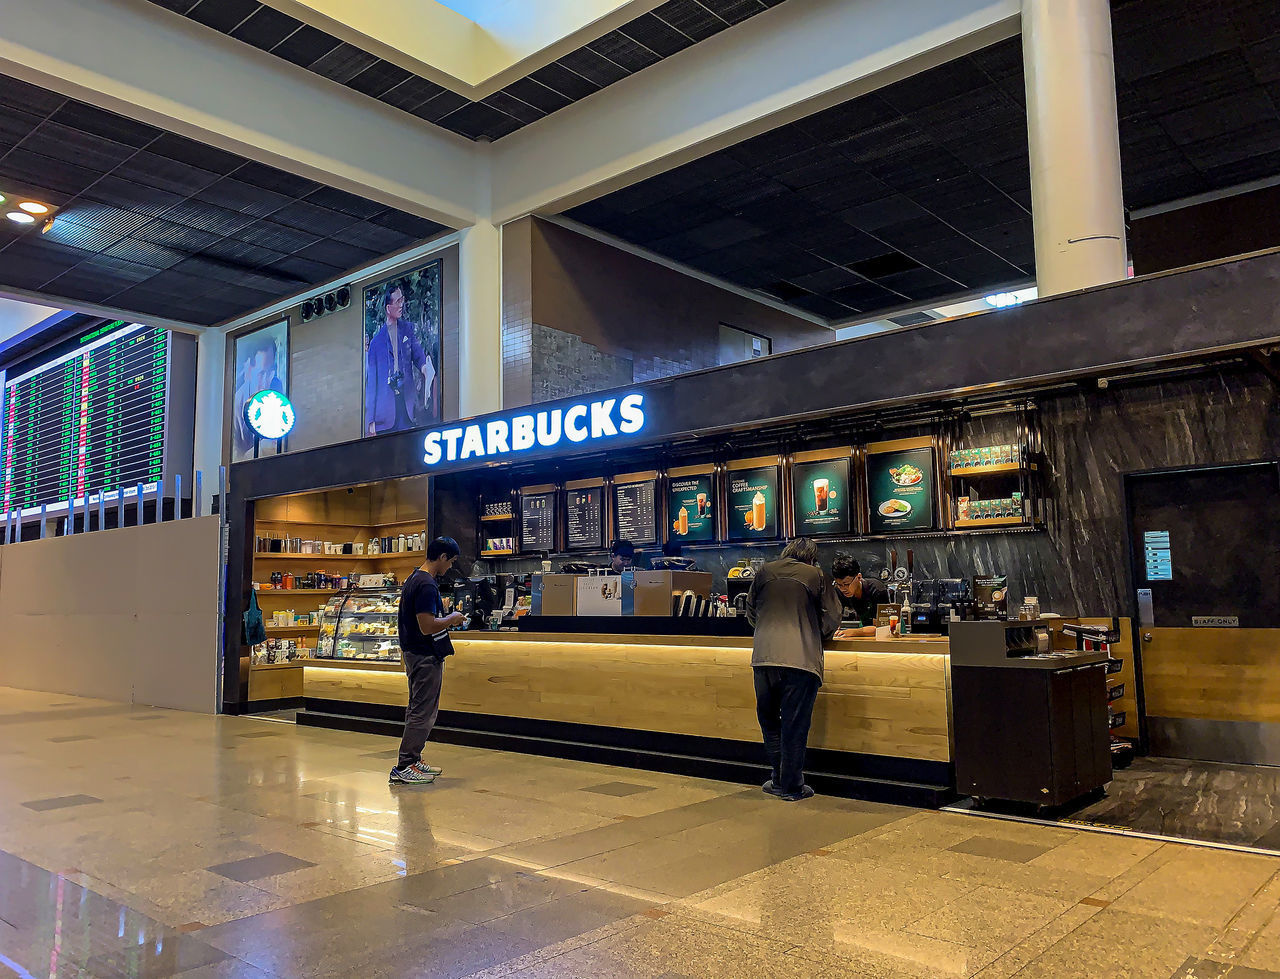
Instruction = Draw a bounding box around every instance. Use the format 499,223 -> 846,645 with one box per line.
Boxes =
390,536 -> 464,785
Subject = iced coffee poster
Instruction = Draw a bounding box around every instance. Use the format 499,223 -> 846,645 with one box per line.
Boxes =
867,446 -> 935,533
792,458 -> 851,536
726,467 -> 778,541
667,474 -> 715,543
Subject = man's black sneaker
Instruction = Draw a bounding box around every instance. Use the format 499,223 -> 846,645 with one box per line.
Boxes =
762,780 -> 785,798
779,784 -> 815,802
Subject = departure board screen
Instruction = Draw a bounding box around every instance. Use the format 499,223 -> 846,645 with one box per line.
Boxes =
2,323 -> 168,513
520,492 -> 557,553
614,480 -> 657,545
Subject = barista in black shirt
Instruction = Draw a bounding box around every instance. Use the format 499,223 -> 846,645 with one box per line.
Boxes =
830,556 -> 886,638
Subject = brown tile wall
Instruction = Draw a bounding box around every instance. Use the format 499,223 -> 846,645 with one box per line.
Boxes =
498,217 -> 835,409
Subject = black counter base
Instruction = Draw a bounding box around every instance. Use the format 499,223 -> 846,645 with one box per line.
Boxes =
298,699 -> 955,808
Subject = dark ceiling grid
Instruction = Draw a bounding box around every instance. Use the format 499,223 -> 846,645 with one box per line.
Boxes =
567,37 -> 1035,322
141,0 -> 789,141
566,0 -> 1280,323
0,73 -> 446,326
1110,0 -> 1280,210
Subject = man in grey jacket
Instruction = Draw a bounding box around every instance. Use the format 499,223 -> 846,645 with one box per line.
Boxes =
746,537 -> 843,801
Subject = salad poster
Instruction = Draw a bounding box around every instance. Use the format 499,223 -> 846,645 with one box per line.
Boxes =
867,447 -> 935,533
792,458 -> 851,536
726,466 -> 778,541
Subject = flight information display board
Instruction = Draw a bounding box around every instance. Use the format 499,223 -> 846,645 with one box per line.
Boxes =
1,323 -> 168,513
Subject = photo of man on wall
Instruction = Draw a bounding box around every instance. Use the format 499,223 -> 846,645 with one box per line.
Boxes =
231,319 -> 288,462
363,262 -> 441,437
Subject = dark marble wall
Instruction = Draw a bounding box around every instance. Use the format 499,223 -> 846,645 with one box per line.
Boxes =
457,365 -> 1279,618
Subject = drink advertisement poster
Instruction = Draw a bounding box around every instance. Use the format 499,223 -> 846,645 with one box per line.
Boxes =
667,474 -> 716,543
793,458 -> 851,535
867,447 -> 936,533
727,466 -> 779,541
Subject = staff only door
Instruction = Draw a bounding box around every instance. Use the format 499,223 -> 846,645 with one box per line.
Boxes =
1125,462 -> 1280,765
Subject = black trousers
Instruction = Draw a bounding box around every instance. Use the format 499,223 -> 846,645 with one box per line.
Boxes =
397,652 -> 445,769
753,666 -> 821,794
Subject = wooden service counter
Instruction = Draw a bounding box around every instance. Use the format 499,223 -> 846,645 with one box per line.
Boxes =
298,631 -> 955,806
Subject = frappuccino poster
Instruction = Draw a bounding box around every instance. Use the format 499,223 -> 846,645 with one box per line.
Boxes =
867,446 -> 935,533
667,474 -> 715,543
793,458 -> 851,536
727,466 -> 778,541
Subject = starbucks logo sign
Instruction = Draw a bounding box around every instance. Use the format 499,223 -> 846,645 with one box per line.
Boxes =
244,390 -> 296,440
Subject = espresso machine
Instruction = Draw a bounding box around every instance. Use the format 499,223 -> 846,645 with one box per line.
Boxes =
909,578 -> 971,634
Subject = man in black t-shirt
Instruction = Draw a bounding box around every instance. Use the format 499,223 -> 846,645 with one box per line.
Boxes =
830,556 -> 886,639
390,536 -> 464,785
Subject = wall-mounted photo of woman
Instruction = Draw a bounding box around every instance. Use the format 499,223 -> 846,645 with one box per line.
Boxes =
362,262 -> 442,438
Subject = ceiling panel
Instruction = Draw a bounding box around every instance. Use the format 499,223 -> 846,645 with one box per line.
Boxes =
566,37 -> 1034,321
0,73 -> 447,326
140,0 -> 789,141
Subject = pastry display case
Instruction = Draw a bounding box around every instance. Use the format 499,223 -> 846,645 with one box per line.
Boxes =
316,587 -> 403,662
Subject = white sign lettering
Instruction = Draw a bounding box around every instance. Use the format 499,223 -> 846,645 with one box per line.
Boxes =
423,393 -> 645,466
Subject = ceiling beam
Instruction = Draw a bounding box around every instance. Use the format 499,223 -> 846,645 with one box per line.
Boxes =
0,0 -> 481,229
488,0 -> 1020,223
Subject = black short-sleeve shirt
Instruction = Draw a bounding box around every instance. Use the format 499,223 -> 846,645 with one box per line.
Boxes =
399,570 -> 447,657
839,577 -> 887,626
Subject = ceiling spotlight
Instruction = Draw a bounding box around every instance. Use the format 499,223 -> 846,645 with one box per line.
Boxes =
18,201 -> 49,215
6,211 -> 36,225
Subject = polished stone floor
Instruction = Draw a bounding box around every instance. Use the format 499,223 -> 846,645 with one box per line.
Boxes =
4,688 -> 1280,978
1064,757 -> 1280,850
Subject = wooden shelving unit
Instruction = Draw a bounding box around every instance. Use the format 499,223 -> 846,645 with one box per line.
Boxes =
249,476 -> 428,702
254,551 -> 424,561
255,588 -> 339,596
480,549 -> 513,557
481,514 -> 514,523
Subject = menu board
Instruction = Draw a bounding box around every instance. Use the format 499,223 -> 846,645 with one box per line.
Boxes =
726,466 -> 779,541
867,446 -> 936,533
667,473 -> 715,543
792,458 -> 851,536
520,492 -> 557,552
614,479 -> 657,545
566,486 -> 604,550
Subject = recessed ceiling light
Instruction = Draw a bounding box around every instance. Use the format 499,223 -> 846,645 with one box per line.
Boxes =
18,201 -> 49,215
6,211 -> 36,224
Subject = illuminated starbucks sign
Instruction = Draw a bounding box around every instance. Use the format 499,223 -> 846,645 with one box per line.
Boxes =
423,394 -> 645,466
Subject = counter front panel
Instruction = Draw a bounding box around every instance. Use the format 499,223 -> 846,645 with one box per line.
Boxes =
302,632 -> 952,767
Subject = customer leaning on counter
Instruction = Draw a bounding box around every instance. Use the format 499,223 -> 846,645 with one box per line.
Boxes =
746,538 -> 842,802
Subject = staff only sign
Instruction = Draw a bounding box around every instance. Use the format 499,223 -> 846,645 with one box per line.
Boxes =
423,394 -> 646,466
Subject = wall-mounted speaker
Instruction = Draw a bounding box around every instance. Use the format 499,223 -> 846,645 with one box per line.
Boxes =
299,285 -> 351,322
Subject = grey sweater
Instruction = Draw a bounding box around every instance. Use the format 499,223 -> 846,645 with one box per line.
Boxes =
745,558 -> 843,682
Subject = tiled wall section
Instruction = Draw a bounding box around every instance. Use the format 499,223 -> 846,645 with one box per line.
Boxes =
499,217 -> 835,409
502,218 -> 534,408
531,324 -> 634,402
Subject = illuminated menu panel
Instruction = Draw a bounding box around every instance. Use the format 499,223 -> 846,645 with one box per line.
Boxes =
2,324 -> 167,513
520,492 -> 557,553
565,486 -> 603,550
614,480 -> 657,545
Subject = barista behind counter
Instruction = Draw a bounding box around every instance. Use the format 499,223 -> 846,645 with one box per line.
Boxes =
831,556 -> 886,639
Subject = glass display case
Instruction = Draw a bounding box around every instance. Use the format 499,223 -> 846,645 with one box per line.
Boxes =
316,587 -> 403,662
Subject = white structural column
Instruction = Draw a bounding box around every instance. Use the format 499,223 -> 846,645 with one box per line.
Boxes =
457,220 -> 503,418
192,330 -> 226,516
1022,0 -> 1128,296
